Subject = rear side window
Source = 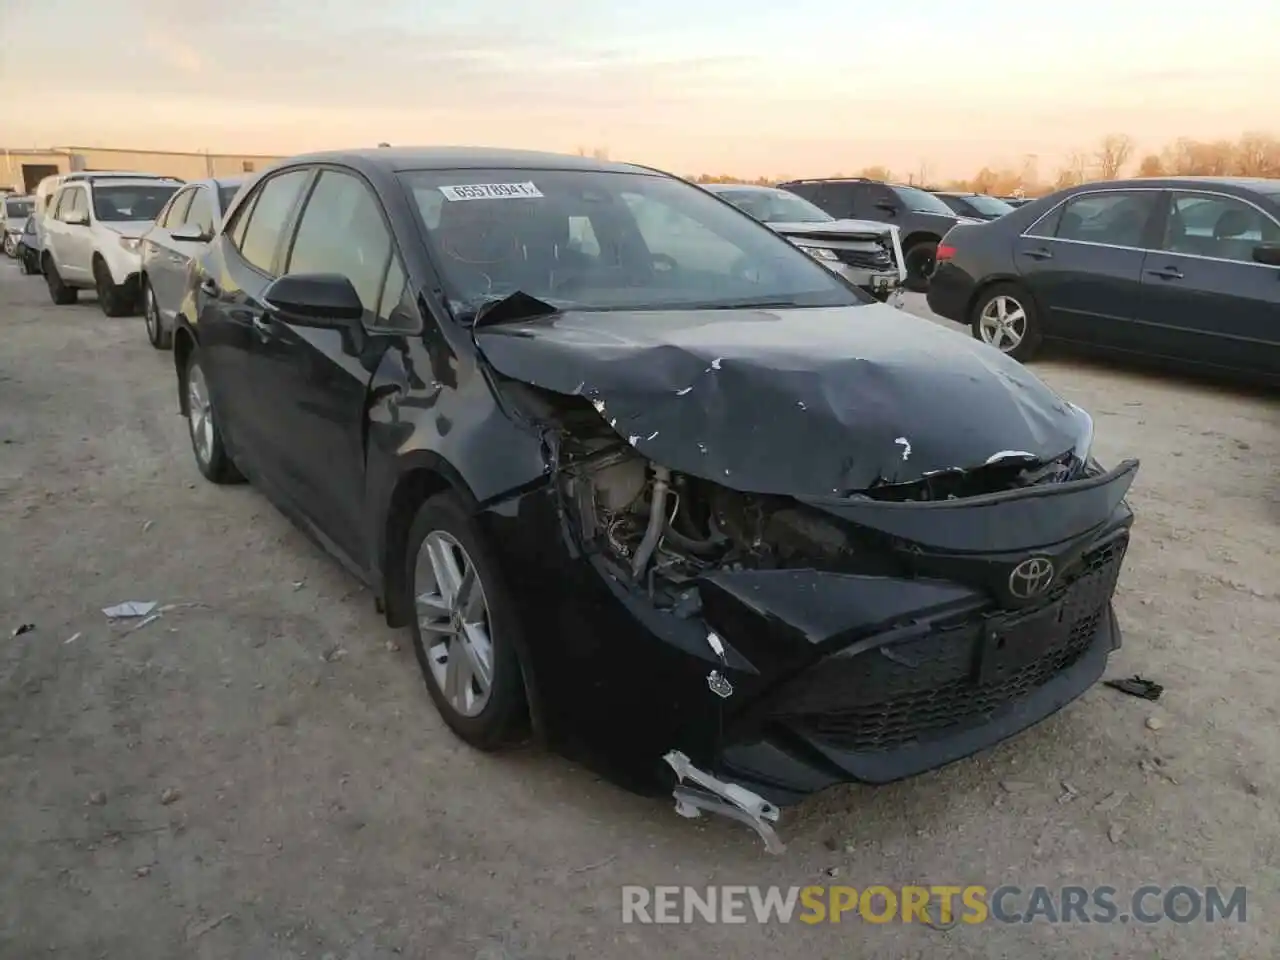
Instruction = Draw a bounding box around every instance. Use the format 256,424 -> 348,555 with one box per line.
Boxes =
160,188 -> 194,228
285,169 -> 393,315
234,169 -> 310,273
186,187 -> 216,235
1054,191 -> 1157,248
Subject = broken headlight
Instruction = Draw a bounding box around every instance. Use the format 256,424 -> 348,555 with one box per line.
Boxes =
788,240 -> 839,263
1066,401 -> 1095,464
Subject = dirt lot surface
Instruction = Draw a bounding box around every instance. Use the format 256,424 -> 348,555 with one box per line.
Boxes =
2,262 -> 1277,959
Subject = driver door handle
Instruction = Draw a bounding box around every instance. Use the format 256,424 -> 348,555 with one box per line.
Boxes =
1021,247 -> 1053,261
1145,266 -> 1184,280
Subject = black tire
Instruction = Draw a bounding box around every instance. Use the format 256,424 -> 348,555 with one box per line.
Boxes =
405,492 -> 528,750
970,282 -> 1043,362
184,347 -> 242,483
43,255 -> 78,305
94,259 -> 133,317
142,280 -> 172,349
3,234 -> 15,258
902,240 -> 938,292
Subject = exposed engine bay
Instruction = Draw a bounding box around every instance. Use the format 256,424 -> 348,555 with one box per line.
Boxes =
540,390 -> 1092,595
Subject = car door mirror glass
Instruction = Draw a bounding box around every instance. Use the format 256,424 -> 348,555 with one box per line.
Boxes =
171,224 -> 209,243
1251,242 -> 1280,267
263,273 -> 364,326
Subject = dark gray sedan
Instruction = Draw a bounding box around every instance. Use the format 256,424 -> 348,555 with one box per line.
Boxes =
139,177 -> 244,349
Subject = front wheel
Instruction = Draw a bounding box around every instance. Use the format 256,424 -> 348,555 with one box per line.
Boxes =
406,493 -> 528,750
970,283 -> 1042,362
902,240 -> 938,292
185,349 -> 242,483
94,260 -> 133,317
142,280 -> 172,349
43,255 -> 78,305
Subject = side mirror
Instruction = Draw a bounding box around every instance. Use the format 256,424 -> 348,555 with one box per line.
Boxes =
263,273 -> 364,326
1252,242 -> 1280,267
170,224 -> 210,243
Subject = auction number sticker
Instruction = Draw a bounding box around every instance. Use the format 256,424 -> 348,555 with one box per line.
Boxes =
438,182 -> 543,201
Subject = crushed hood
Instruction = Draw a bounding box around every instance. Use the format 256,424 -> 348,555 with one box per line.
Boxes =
475,304 -> 1082,496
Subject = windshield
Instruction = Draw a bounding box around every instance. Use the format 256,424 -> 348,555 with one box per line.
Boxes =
965,194 -> 1015,216
713,187 -> 834,224
92,184 -> 180,222
5,198 -> 33,219
217,184 -> 243,213
401,168 -> 862,317
890,185 -> 958,215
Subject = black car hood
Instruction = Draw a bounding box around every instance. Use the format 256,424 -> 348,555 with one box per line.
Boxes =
475,304 -> 1082,496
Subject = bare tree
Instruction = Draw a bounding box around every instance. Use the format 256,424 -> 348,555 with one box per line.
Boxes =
1233,132 -> 1280,177
1136,154 -> 1165,177
1094,134 -> 1134,180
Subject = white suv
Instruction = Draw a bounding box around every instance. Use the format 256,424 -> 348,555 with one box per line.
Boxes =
41,175 -> 183,315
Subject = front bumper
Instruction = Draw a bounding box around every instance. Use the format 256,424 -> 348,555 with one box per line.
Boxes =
98,243 -> 143,287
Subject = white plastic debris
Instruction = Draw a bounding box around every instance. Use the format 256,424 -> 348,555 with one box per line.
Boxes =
102,601 -> 158,619
895,437 -> 912,461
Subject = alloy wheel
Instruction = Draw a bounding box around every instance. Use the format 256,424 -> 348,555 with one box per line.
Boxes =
144,285 -> 158,341
187,363 -> 215,466
414,531 -> 496,718
978,295 -> 1027,352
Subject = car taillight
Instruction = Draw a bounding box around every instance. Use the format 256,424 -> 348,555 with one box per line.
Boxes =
935,243 -> 956,262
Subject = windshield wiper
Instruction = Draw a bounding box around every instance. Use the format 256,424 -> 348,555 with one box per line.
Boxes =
459,290 -> 560,329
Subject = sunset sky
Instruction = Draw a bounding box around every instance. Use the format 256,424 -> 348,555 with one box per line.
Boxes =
2,0 -> 1278,180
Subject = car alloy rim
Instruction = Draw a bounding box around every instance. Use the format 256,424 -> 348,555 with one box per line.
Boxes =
144,287 -> 157,338
186,364 -> 214,464
978,295 -> 1027,351
414,531 -> 495,718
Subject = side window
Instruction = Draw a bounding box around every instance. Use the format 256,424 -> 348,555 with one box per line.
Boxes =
227,190 -> 258,248
1024,202 -> 1064,239
373,255 -> 420,332
51,189 -> 72,219
1162,192 -> 1280,262
58,188 -> 86,221
285,170 -> 392,314
862,184 -> 895,217
161,189 -> 194,228
186,187 -> 216,235
236,169 -> 310,273
1055,191 -> 1157,248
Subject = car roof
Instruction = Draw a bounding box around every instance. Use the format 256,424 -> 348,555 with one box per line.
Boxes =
703,183 -> 778,192
1086,176 -> 1280,194
274,146 -> 657,177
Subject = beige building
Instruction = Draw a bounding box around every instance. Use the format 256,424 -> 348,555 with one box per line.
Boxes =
1,146 -> 286,194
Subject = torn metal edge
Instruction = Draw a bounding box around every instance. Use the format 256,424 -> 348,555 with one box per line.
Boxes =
663,750 -> 786,855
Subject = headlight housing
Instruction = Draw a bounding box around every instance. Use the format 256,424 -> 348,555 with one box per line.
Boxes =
788,240 -> 839,262
118,236 -> 141,253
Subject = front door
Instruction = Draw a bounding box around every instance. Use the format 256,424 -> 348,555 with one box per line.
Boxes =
144,186 -> 195,320
244,167 -> 408,566
1137,190 -> 1280,376
1015,188 -> 1161,350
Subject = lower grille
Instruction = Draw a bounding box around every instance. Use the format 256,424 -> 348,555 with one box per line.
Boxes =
773,536 -> 1128,752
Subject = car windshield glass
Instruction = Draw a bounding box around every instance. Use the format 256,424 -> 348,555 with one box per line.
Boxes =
965,194 -> 1015,216
401,168 -> 860,317
716,187 -> 834,224
217,184 -> 242,212
5,199 -> 33,218
92,184 -> 180,222
890,185 -> 957,215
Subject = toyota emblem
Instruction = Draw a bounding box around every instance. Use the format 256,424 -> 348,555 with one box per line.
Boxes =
1008,557 -> 1055,600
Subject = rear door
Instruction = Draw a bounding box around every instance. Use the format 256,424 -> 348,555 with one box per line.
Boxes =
144,186 -> 195,320
1137,190 -> 1280,376
194,167 -> 314,469
1015,188 -> 1161,349
59,187 -> 95,282
244,166 -> 411,564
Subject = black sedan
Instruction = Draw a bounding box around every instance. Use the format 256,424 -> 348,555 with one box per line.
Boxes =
928,177 -> 1280,381
172,147 -> 1137,851
933,191 -> 1017,220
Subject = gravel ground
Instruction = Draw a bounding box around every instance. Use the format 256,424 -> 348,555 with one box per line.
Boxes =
2,263 -> 1278,960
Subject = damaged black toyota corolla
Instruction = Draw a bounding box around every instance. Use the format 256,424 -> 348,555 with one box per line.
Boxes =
173,148 -> 1138,853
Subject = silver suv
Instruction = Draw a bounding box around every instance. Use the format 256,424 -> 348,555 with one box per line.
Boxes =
41,174 -> 182,315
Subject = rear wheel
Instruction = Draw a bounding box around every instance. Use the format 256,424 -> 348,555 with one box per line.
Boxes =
142,280 -> 172,349
43,255 -> 78,305
94,259 -> 133,317
903,240 -> 939,292
970,282 -> 1042,362
3,235 -> 15,258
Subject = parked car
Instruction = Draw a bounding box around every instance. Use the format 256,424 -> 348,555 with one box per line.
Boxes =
4,194 -> 34,257
933,191 -> 1016,221
776,177 -> 981,291
16,216 -> 42,275
41,175 -> 183,315
32,171 -> 179,255
702,183 -> 905,302
928,176 -> 1280,383
172,146 -> 1136,849
139,177 -> 245,348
